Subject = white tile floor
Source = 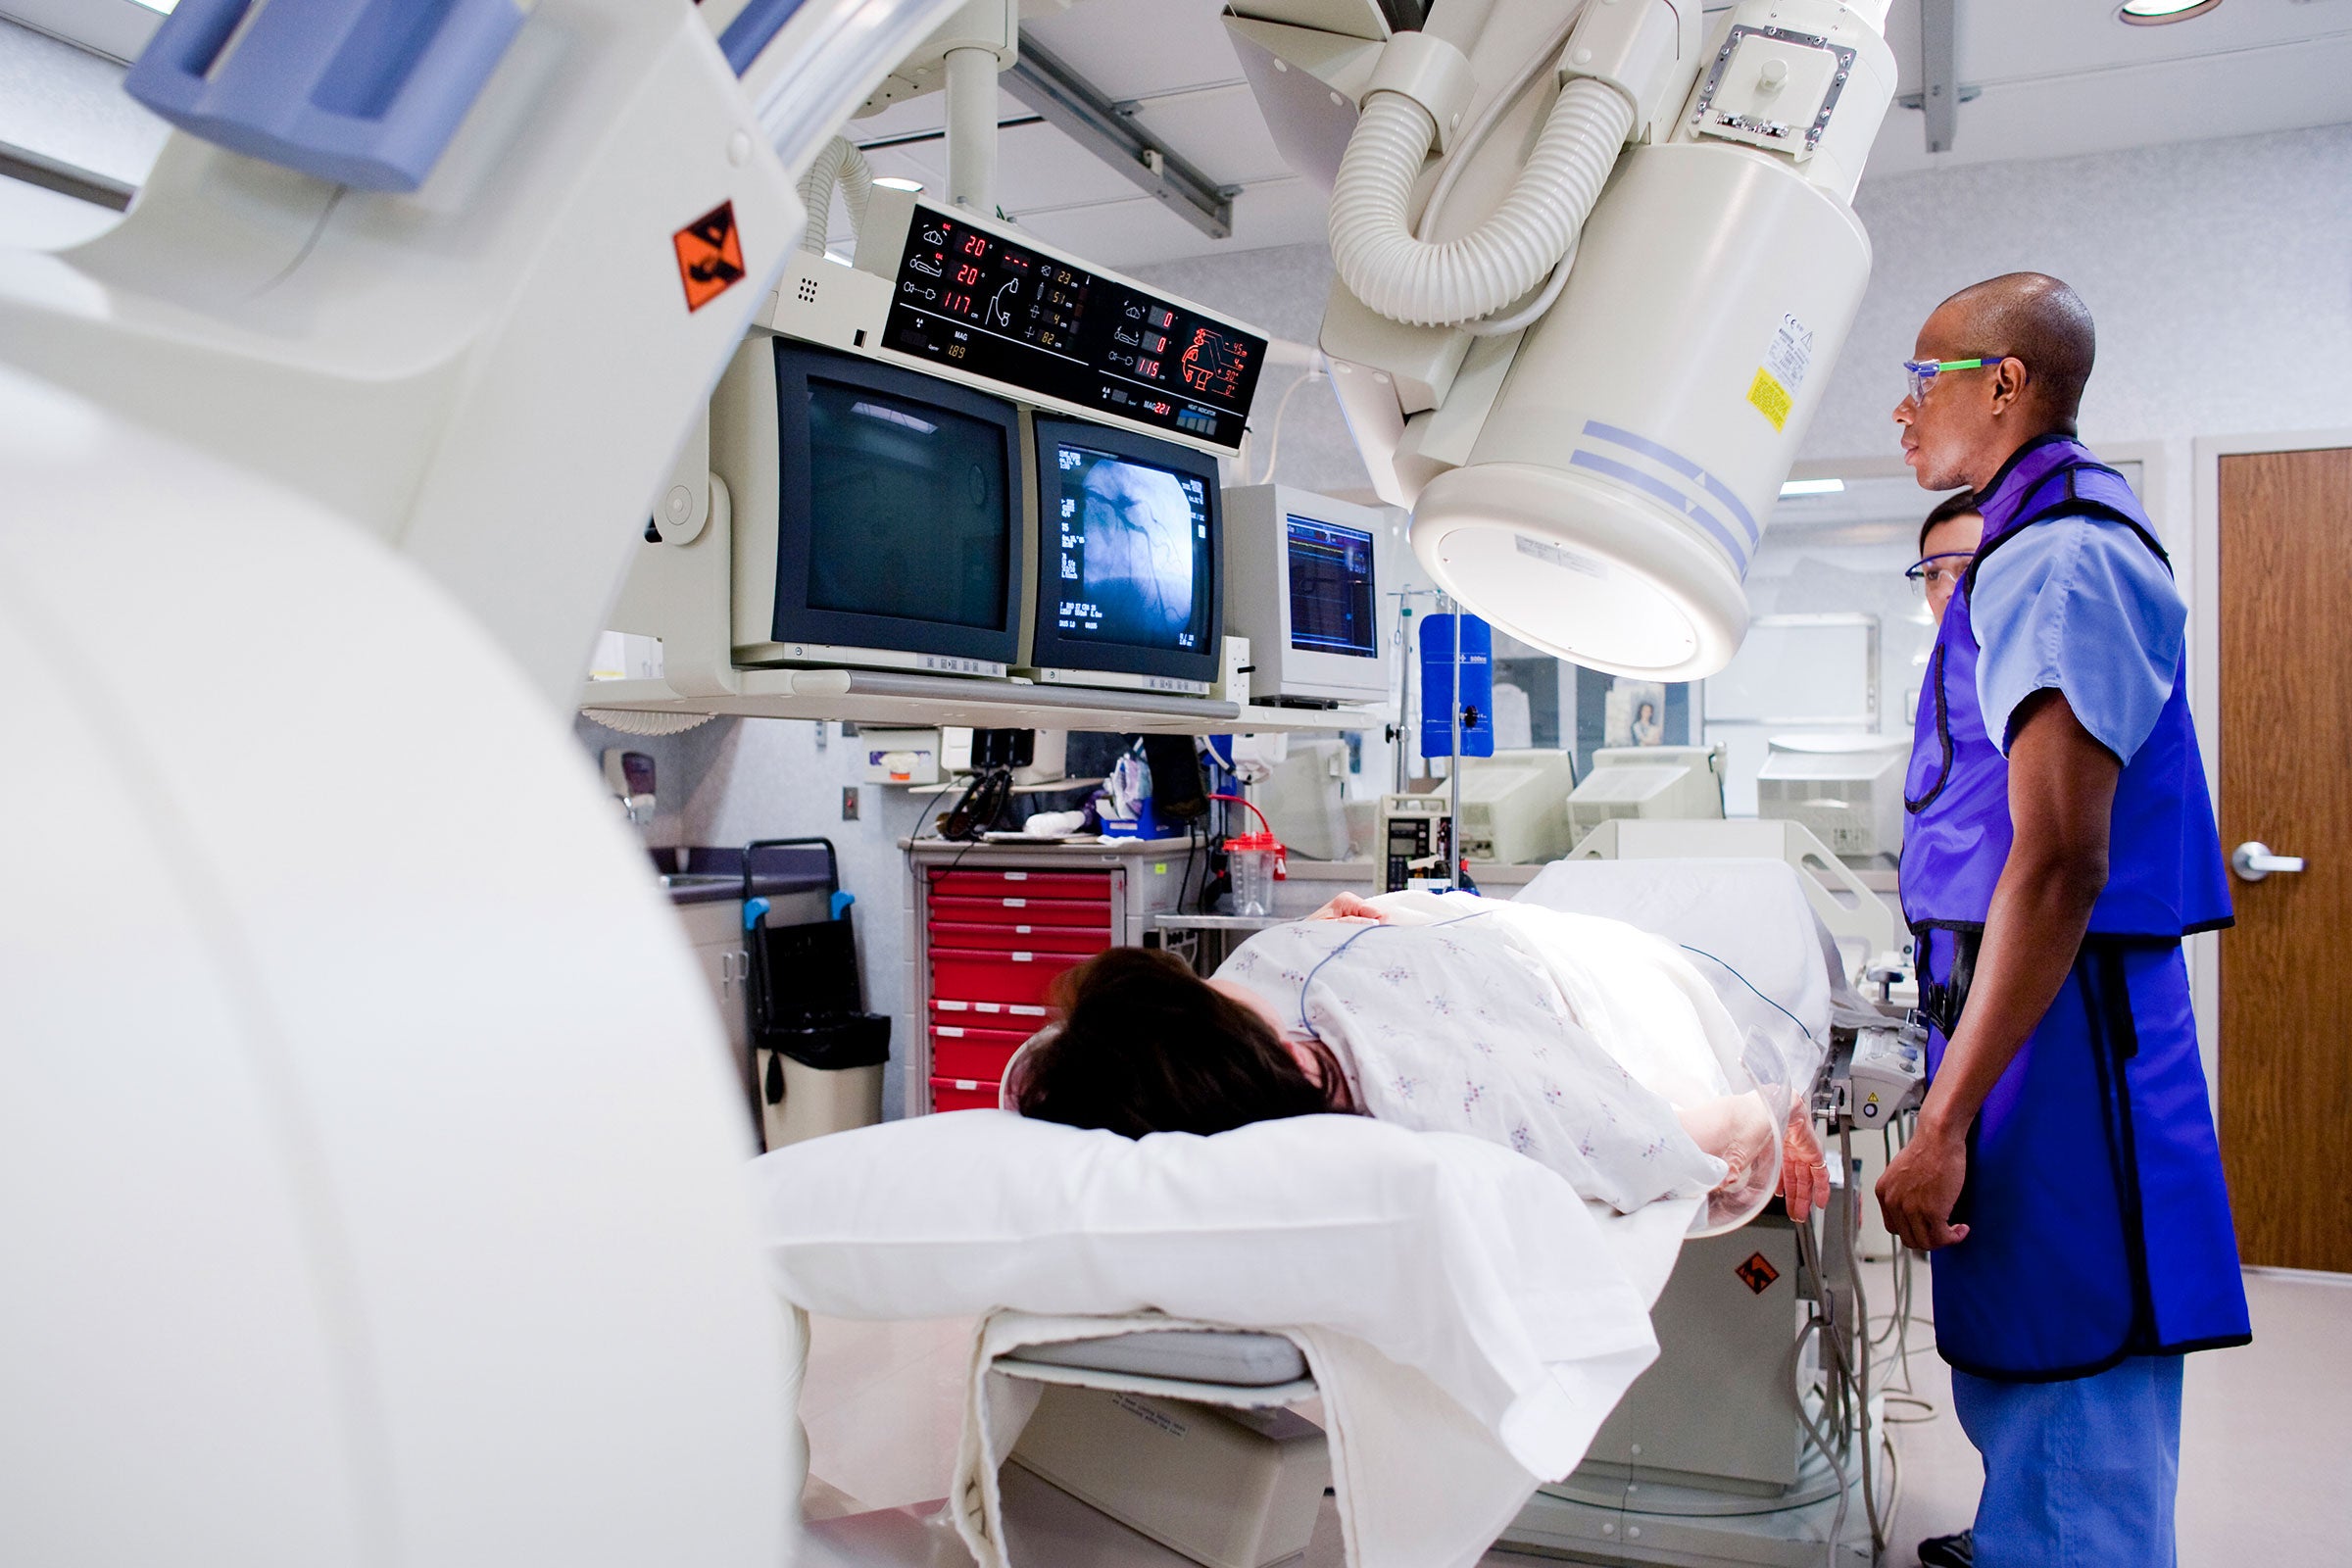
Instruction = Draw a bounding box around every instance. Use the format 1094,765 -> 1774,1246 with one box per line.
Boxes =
800,1266 -> 2352,1566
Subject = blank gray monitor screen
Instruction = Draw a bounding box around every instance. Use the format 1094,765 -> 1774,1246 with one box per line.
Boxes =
805,377 -> 1009,628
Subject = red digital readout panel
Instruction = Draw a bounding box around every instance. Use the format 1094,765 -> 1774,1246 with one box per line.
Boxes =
1180,324 -> 1251,401
884,204 -> 1264,450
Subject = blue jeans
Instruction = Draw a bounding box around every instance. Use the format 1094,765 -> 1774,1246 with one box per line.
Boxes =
1949,1355 -> 2183,1567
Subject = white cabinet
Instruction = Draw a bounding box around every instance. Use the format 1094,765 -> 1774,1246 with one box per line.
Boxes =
671,899 -> 758,1142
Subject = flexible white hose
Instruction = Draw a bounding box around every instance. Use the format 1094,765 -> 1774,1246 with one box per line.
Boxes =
1467,234 -> 1575,338
579,708 -> 715,737
797,136 -> 874,255
1413,9 -> 1584,245
1329,74 -> 1633,328
1411,9 -> 1587,338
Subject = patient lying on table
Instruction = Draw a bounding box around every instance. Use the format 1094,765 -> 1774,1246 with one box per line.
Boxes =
1009,891 -> 1828,1227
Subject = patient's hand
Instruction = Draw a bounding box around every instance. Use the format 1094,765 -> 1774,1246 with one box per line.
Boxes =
1677,1093 -> 1777,1210
1779,1115 -> 1830,1222
1305,893 -> 1386,923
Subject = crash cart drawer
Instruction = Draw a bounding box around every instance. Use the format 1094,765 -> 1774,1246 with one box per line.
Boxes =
927,869 -> 1111,903
928,893 -> 1112,929
931,999 -> 1050,1025
930,1076 -> 1003,1113
924,920 -> 1111,956
929,947 -> 1090,1007
929,1021 -> 1035,1084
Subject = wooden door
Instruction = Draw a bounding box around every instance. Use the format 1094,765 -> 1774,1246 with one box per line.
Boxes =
2218,447 -> 2352,1273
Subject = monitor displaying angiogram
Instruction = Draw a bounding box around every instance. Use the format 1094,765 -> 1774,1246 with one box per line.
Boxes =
1048,441 -> 1211,651
1286,514 -> 1377,658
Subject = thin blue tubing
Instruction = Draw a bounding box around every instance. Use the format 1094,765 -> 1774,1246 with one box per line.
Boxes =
1677,943 -> 1821,1048
1290,908 -> 1496,1035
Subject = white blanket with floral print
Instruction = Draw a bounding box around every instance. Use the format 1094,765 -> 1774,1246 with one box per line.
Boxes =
1215,891 -> 1740,1213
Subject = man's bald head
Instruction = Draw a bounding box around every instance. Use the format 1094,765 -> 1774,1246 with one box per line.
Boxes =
1931,272 -> 2096,428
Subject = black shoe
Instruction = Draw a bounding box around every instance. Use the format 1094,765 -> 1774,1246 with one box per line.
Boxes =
1917,1529 -> 1973,1568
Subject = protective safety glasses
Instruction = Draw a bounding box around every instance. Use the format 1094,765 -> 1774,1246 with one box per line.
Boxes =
1905,551 -> 1976,591
1901,357 -> 2005,403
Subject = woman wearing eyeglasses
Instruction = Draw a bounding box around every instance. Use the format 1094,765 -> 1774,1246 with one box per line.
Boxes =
1909,490 -> 1984,626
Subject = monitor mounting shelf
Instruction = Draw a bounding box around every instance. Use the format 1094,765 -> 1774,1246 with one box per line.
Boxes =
581,667 -> 1381,737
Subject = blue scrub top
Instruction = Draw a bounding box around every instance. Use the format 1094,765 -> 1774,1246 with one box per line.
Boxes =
1971,512 -> 2186,764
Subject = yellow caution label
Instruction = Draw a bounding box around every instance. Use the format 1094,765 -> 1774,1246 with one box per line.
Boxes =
1747,368 -> 1792,431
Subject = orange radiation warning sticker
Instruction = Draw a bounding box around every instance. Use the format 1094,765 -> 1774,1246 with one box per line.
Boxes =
673,201 -> 746,312
1736,1251 -> 1781,1295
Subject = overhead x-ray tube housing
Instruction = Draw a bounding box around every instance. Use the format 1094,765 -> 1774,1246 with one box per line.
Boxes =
1291,0 -> 1896,680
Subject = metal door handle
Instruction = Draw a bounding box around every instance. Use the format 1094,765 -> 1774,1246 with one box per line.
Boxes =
2231,841 -> 2307,882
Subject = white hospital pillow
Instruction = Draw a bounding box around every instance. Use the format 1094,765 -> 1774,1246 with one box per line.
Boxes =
745,1109 -> 1665,1473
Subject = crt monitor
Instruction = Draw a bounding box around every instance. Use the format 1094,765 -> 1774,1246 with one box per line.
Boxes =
1223,485 -> 1390,705
1023,416 -> 1223,694
720,340 -> 1026,675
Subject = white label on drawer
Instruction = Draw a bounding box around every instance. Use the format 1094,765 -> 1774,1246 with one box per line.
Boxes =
955,1079 -> 981,1091
1011,951 -> 1034,962
1004,872 -> 1029,881
938,1026 -> 963,1037
1016,925 -> 1033,934
937,1000 -> 969,1011
976,1003 -> 1003,1012
1011,1004 -> 1047,1016
1004,898 -> 1026,907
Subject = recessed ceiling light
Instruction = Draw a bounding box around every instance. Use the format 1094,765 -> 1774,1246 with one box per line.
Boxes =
1778,477 -> 1847,497
873,176 -> 924,192
2119,0 -> 2225,24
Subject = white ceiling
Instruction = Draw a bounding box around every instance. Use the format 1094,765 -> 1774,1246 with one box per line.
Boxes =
841,0 -> 2352,270
844,0 -> 1330,265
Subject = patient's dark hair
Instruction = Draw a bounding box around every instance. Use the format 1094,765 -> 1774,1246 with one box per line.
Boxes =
1010,948 -> 1357,1139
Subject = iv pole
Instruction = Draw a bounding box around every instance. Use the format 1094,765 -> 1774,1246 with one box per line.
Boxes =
1446,594 -> 1462,893
1383,586 -> 1473,893
1384,588 -> 1423,796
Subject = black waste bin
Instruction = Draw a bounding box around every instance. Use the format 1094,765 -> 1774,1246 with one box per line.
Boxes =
742,838 -> 891,1148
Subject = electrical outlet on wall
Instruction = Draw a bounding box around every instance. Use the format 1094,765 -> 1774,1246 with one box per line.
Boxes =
841,786 -> 861,821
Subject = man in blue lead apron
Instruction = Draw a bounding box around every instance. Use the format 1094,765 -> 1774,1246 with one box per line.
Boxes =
1877,272 -> 2248,1568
